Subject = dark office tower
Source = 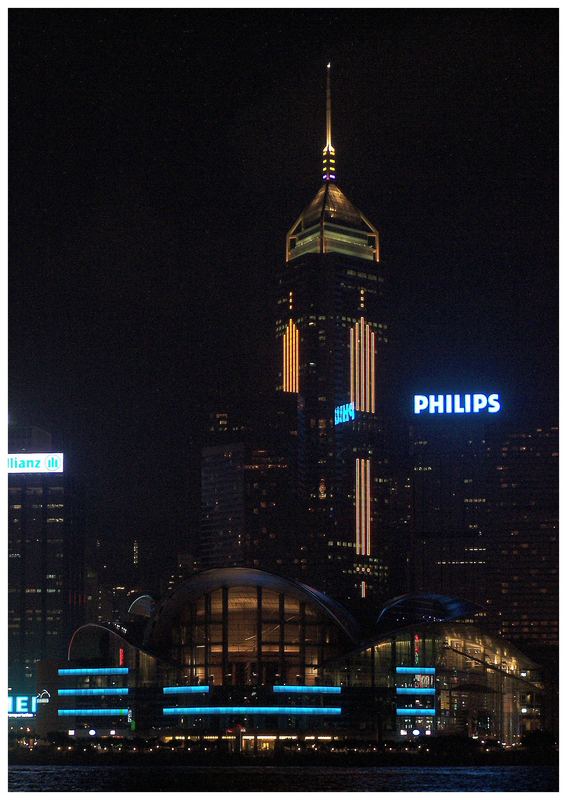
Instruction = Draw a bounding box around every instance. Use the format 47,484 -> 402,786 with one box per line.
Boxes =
8,426 -> 85,693
200,444 -> 291,572
407,420 -> 493,617
200,443 -> 247,569
275,66 -> 390,605
487,425 -> 558,650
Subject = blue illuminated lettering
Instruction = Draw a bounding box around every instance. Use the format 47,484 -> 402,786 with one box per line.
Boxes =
8,695 -> 37,716
334,402 -> 356,425
413,394 -> 501,415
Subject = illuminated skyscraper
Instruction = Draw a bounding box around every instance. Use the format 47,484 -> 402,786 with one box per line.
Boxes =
276,66 -> 391,604
8,426 -> 85,693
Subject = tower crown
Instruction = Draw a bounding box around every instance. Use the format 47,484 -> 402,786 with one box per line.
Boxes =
285,65 -> 380,263
286,182 -> 379,263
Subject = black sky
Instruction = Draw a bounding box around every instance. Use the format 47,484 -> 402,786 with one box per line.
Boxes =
9,10 -> 558,577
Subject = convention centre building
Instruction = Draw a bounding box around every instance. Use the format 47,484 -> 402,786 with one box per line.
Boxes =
35,568 -> 544,750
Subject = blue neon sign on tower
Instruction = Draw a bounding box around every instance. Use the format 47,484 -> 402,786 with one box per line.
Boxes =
335,402 -> 355,425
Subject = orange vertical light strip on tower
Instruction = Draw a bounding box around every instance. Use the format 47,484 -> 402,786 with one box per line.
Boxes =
360,317 -> 366,411
293,325 -> 299,392
289,322 -> 293,392
360,319 -> 364,411
355,322 -> 360,410
365,459 -> 370,555
350,327 -> 354,404
287,325 -> 290,391
366,459 -> 371,555
370,331 -> 376,414
361,580 -> 366,598
358,458 -> 364,555
354,458 -> 360,555
283,320 -> 299,393
361,459 -> 366,555
365,322 -> 370,413
283,328 -> 287,391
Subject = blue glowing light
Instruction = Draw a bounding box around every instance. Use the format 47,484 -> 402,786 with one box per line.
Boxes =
58,668 -> 129,676
273,685 -> 341,694
58,709 -> 129,717
162,686 -> 210,694
163,706 -> 342,716
396,708 -> 436,716
396,667 -> 436,675
8,453 -> 64,473
413,393 -> 501,415
334,402 -> 355,425
396,688 -> 436,695
58,688 -> 129,696
8,696 -> 37,716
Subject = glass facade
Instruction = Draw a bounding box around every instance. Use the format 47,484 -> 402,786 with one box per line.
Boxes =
323,622 -> 543,743
167,584 -> 347,687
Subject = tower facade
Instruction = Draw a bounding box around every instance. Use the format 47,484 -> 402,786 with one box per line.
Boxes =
8,426 -> 85,693
276,66 -> 391,605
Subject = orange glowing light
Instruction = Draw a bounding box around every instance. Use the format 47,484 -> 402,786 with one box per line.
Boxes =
283,319 -> 299,393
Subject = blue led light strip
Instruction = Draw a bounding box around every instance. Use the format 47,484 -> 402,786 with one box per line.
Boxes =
396,708 -> 436,716
162,686 -> 210,694
395,667 -> 436,675
58,708 -> 129,717
272,685 -> 341,694
58,668 -> 129,676
58,688 -> 129,696
163,706 -> 342,716
396,688 -> 436,695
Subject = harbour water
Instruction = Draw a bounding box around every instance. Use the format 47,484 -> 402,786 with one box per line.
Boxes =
8,764 -> 559,792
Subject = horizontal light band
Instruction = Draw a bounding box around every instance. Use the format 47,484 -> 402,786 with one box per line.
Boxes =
396,708 -> 436,716
395,667 -> 436,675
58,668 -> 129,676
163,686 -> 210,694
58,709 -> 129,717
58,688 -> 129,696
163,706 -> 342,716
272,686 -> 341,694
396,688 -> 436,695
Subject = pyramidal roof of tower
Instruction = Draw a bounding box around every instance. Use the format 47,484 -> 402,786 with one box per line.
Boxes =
301,181 -> 365,228
300,181 -> 371,231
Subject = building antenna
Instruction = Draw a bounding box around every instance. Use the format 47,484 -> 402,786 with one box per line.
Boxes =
322,62 -> 336,182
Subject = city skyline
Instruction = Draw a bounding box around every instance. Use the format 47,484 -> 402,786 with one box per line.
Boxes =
7,10 -> 558,788
9,10 -> 557,574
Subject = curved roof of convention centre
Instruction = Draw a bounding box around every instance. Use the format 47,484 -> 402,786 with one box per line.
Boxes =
144,567 -> 360,650
376,592 -> 483,630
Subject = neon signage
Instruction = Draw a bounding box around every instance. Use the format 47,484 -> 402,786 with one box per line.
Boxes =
8,696 -> 37,717
8,453 -> 64,473
335,402 -> 356,425
413,394 -> 501,415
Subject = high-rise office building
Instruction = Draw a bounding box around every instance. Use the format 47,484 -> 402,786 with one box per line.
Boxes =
487,425 -> 558,650
408,419 -> 493,617
275,66 -> 391,604
8,426 -> 85,693
200,443 -> 291,572
407,421 -> 559,651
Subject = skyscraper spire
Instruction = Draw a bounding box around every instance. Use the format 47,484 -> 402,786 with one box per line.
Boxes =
322,63 -> 336,182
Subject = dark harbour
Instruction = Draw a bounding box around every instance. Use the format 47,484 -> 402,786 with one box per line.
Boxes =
8,765 -> 559,792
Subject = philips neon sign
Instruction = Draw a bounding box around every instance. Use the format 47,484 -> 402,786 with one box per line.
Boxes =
413,394 -> 501,415
8,695 -> 37,717
8,453 -> 64,473
335,402 -> 356,425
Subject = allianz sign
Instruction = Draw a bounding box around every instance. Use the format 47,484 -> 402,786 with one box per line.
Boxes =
7,453 -> 64,473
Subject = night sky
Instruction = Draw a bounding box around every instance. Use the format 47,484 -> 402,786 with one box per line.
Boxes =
9,10 -> 558,580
